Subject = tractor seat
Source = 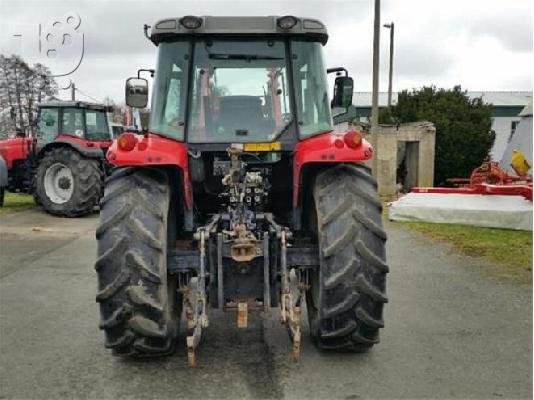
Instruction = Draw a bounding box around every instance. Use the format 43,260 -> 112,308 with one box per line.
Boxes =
216,96 -> 272,138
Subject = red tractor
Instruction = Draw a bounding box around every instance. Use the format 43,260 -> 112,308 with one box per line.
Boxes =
0,101 -> 112,216
96,16 -> 387,365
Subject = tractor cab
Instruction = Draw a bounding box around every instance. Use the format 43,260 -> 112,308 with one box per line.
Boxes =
126,16 -> 353,150
35,101 -> 112,149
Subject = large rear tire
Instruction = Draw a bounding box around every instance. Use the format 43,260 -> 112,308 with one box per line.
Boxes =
95,168 -> 180,357
35,147 -> 103,217
307,163 -> 388,351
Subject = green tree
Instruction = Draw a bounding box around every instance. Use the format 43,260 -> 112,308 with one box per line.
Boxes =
378,106 -> 395,124
391,86 -> 494,185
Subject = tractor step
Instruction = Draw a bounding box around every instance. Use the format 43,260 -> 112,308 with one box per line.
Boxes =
237,302 -> 248,328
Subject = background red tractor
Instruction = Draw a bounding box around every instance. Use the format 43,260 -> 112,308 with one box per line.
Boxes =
0,101 -> 112,216
95,16 -> 388,365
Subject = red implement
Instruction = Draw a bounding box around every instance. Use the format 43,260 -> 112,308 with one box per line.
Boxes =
412,183 -> 532,202
413,159 -> 532,201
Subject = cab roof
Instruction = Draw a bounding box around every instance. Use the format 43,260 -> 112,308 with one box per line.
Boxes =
38,101 -> 111,111
150,16 -> 328,45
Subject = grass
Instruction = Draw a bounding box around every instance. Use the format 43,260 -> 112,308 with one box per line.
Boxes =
0,191 -> 35,215
396,219 -> 532,273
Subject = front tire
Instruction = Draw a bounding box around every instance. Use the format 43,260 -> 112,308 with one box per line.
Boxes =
95,168 -> 180,357
35,147 -> 103,217
307,164 -> 388,351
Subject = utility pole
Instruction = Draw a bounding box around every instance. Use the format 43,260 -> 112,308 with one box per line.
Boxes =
384,22 -> 395,108
370,0 -> 380,177
71,82 -> 76,101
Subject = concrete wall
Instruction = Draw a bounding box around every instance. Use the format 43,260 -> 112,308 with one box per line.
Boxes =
366,121 -> 436,200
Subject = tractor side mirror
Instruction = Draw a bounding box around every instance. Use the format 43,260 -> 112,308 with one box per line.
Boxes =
331,76 -> 354,109
125,77 -> 148,108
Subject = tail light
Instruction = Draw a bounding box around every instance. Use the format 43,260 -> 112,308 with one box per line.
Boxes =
117,133 -> 137,151
344,131 -> 362,149
334,138 -> 345,148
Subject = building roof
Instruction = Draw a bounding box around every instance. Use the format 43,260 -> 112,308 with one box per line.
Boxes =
353,91 -> 533,108
353,92 -> 398,107
467,91 -> 532,106
518,101 -> 533,117
38,101 -> 110,111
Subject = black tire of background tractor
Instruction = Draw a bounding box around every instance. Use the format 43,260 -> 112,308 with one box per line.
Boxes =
0,187 -> 4,207
32,169 -> 42,206
95,168 -> 180,357
307,163 -> 388,351
33,191 -> 41,206
35,147 -> 103,217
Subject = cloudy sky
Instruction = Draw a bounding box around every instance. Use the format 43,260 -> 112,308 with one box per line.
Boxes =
1,0 -> 532,103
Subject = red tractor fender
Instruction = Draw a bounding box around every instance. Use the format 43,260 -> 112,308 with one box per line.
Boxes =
293,131 -> 373,208
0,137 -> 33,169
55,134 -> 112,149
106,133 -> 193,209
42,135 -> 112,159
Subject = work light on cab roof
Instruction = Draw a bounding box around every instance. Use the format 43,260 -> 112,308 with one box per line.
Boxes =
180,15 -> 202,30
277,15 -> 298,30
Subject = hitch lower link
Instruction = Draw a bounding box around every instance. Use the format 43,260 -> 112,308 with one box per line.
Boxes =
279,230 -> 307,362
183,228 -> 306,367
184,229 -> 209,367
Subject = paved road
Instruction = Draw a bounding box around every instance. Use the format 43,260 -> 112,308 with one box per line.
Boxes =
0,209 -> 531,399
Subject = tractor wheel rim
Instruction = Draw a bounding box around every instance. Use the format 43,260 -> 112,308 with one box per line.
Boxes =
44,162 -> 74,204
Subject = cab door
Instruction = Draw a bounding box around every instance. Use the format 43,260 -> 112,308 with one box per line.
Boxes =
35,107 -> 60,151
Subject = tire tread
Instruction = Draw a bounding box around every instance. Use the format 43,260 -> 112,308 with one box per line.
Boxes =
95,167 -> 176,357
308,163 -> 388,351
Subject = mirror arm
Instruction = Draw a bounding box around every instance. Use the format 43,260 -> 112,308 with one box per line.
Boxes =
137,69 -> 155,79
327,67 -> 348,77
143,24 -> 151,41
